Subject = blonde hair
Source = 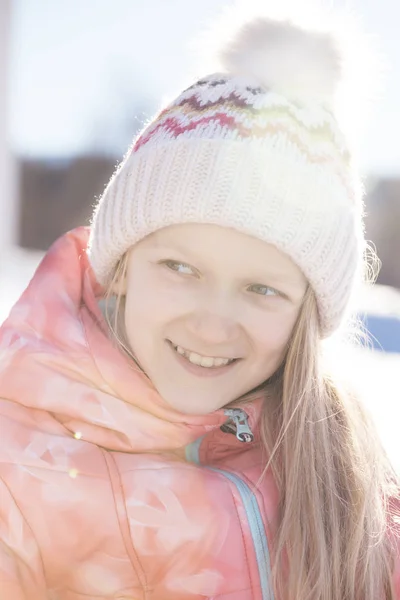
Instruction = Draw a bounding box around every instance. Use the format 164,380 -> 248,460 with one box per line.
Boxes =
103,253 -> 400,600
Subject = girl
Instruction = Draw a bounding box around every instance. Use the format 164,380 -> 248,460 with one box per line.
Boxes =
0,8 -> 399,600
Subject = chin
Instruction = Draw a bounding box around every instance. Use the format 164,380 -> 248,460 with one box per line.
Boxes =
162,392 -> 226,415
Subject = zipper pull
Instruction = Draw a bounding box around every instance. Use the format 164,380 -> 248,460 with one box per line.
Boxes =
224,409 -> 254,443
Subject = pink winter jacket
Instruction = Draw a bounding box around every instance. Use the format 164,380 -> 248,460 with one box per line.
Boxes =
0,227 -> 399,600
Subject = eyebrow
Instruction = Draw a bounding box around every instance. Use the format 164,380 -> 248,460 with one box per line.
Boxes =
150,240 -> 196,256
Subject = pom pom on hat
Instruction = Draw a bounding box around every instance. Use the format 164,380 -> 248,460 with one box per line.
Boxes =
190,1 -> 381,130
219,18 -> 343,108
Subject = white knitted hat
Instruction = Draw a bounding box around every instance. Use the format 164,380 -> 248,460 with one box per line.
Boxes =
88,17 -> 365,337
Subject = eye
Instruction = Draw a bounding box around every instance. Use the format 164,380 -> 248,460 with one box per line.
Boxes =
248,284 -> 280,297
161,260 -> 198,276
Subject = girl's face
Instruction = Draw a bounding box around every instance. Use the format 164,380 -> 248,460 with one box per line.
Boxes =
120,224 -> 307,415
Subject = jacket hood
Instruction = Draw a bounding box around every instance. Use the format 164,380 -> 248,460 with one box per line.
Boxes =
0,227 -> 263,453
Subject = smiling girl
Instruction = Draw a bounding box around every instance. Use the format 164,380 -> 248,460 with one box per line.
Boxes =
109,224 -> 307,416
0,7 -> 399,600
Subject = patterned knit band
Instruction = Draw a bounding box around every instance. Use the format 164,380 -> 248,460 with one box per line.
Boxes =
88,22 -> 365,337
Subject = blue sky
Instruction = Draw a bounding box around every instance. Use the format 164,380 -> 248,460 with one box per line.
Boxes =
7,0 -> 400,175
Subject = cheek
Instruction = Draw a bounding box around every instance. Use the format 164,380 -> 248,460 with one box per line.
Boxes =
248,311 -> 297,358
124,280 -> 188,340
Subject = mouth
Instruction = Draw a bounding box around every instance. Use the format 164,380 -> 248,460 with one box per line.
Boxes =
166,340 -> 240,373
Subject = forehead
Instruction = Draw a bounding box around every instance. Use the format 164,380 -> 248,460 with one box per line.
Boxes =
138,223 -> 306,283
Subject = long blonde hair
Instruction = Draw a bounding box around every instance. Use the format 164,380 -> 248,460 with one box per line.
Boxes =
103,253 -> 400,600
261,287 -> 399,599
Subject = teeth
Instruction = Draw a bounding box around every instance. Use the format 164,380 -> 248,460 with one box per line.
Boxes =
174,344 -> 233,368
188,352 -> 204,366
213,357 -> 229,367
200,355 -> 214,368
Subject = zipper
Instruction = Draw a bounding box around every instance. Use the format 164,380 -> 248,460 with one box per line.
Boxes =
223,408 -> 254,443
185,413 -> 274,600
209,467 -> 275,600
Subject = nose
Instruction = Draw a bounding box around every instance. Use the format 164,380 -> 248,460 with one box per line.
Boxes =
185,294 -> 241,346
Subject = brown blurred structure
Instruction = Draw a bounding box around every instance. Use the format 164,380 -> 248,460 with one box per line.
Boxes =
365,179 -> 400,289
17,157 -> 400,289
19,156 -> 116,250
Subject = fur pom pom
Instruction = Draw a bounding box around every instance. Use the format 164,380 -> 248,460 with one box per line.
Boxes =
190,3 -> 383,138
219,18 -> 343,108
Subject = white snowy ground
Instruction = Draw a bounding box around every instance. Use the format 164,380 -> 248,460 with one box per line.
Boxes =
0,247 -> 399,471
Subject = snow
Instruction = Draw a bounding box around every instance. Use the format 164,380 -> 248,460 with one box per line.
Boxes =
0,245 -> 43,324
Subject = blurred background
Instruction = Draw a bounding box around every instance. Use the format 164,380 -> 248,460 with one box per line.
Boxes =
0,0 -> 399,465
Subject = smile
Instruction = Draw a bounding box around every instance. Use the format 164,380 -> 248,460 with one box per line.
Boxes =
168,341 -> 238,369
